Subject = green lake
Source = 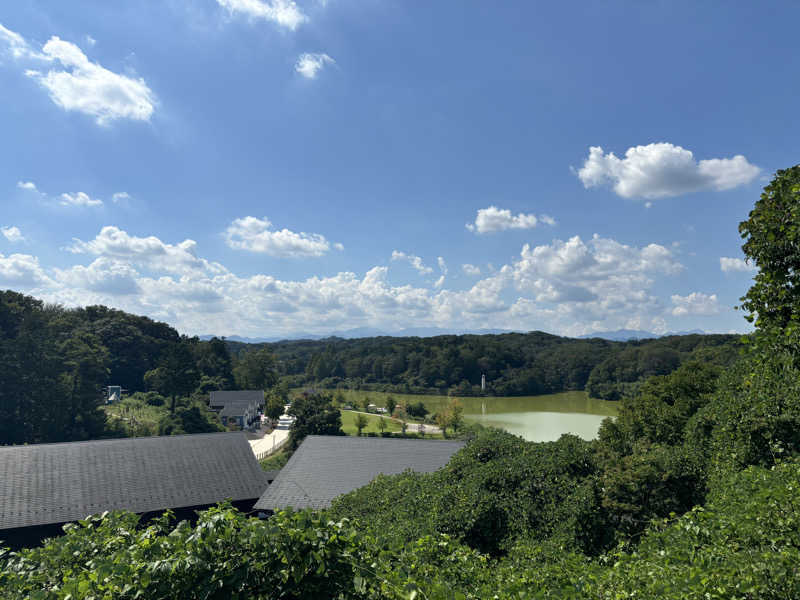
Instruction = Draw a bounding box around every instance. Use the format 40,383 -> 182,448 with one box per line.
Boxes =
337,389 -> 618,443
459,391 -> 618,442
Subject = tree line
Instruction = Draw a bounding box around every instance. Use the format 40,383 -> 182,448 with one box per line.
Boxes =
234,329 -> 741,399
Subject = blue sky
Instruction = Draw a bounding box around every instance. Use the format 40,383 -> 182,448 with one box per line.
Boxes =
1,1 -> 797,338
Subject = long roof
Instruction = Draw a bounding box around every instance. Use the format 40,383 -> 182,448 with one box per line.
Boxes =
0,432 -> 268,531
209,390 -> 263,417
254,435 -> 465,511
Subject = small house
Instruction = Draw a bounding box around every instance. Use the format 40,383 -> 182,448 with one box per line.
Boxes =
209,390 -> 264,430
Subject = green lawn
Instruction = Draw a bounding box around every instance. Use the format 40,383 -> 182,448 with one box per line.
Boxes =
333,389 -> 617,418
259,449 -> 289,471
339,409 -> 404,435
103,398 -> 166,436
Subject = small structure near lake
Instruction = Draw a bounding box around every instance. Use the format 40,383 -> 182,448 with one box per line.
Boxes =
254,435 -> 465,511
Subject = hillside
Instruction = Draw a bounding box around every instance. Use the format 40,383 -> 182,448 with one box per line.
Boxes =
229,331 -> 742,399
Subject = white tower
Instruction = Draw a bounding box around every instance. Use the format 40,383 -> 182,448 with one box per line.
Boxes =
481,373 -> 486,392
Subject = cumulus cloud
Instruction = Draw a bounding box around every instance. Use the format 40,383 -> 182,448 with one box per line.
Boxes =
671,292 -> 720,316
462,263 -> 481,276
295,52 -> 335,79
576,143 -> 760,199
0,223 -> 723,339
391,250 -> 433,275
17,181 -> 37,191
720,257 -> 756,273
24,36 -> 155,125
509,234 -> 682,310
60,191 -> 102,207
216,0 -> 307,29
224,216 -> 339,258
112,192 -> 130,203
68,226 -> 226,275
466,206 -> 554,234
54,258 -> 141,295
0,253 -> 49,286
1,226 -> 25,243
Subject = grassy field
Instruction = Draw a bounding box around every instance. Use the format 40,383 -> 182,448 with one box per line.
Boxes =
339,409 -> 404,435
330,389 -> 618,417
103,398 -> 165,435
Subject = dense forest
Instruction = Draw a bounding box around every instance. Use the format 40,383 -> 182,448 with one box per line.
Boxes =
235,330 -> 741,400
1,166 -> 799,599
0,295 -> 282,445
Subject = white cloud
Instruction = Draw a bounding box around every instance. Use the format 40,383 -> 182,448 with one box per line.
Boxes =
1,226 -> 25,243
54,258 -> 141,295
25,36 -> 155,125
433,258 -> 447,288
85,35 -> 96,47
391,250 -> 433,275
68,226 -> 226,276
0,224 -> 722,339
466,206 -> 553,234
17,181 -> 37,191
539,214 -> 556,226
576,143 -> 760,199
0,23 -> 45,60
60,191 -> 103,207
216,0 -> 307,29
224,216 -> 339,258
112,192 -> 130,203
0,253 -> 49,286
671,292 -> 720,316
720,257 -> 756,273
462,263 -> 481,276
295,52 -> 335,79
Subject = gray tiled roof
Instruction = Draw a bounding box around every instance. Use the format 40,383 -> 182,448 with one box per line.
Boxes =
0,432 -> 268,530
209,390 -> 263,417
254,435 -> 465,511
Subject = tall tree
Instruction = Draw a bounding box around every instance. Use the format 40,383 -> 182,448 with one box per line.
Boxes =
739,165 -> 800,352
234,348 -> 278,390
287,392 -> 343,451
194,337 -> 234,389
146,341 -> 199,414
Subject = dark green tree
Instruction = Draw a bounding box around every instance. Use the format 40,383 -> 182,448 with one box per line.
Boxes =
234,348 -> 278,390
146,341 -> 199,414
385,395 -> 397,417
355,413 -> 368,436
287,392 -> 343,451
194,337 -> 234,389
739,165 -> 800,352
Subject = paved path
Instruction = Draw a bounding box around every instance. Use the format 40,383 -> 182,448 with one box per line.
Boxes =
248,427 -> 290,460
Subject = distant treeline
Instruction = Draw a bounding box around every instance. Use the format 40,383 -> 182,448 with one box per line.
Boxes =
229,331 -> 742,400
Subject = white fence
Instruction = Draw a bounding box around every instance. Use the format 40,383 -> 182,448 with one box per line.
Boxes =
251,431 -> 290,461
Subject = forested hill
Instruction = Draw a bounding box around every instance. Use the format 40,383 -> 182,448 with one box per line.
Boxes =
229,331 -> 742,399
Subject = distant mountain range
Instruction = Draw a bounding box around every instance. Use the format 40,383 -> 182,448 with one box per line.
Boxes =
199,327 -> 522,344
200,327 -> 713,344
577,328 -> 707,341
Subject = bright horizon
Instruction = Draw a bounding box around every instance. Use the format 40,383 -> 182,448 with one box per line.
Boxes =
2,2 -> 797,338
